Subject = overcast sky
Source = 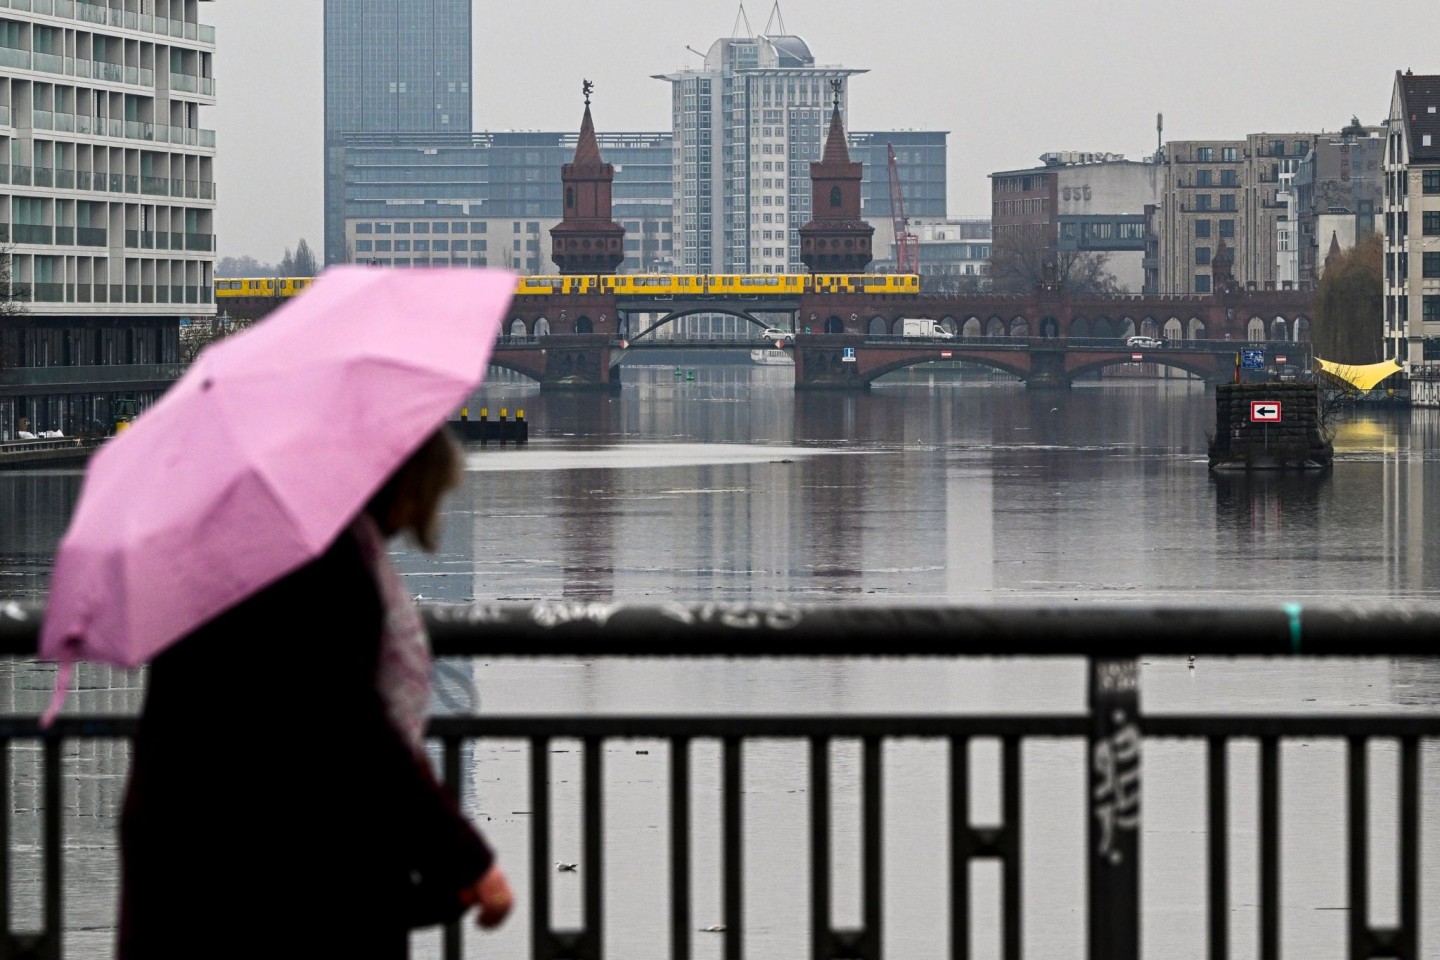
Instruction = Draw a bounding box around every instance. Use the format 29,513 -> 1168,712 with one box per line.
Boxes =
209,0 -> 1439,263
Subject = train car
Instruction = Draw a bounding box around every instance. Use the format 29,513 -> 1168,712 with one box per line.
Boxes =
809,273 -> 919,295
705,274 -> 806,297
213,277 -> 315,299
601,274 -> 706,296
515,275 -> 598,296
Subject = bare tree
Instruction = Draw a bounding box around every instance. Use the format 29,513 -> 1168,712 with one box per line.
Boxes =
0,245 -> 27,376
988,228 -> 1120,296
1313,232 -> 1383,363
278,239 -> 319,278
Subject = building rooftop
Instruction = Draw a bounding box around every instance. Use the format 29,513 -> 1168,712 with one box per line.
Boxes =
1398,71 -> 1440,162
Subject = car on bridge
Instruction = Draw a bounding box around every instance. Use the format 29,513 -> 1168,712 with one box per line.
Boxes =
761,328 -> 794,344
1125,335 -> 1164,349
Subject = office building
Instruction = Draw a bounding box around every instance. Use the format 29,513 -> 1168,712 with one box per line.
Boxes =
323,0 -> 472,265
1153,133 -> 1318,294
990,153 -> 1158,293
0,0 -> 217,440
1293,121 -> 1383,285
333,131 -> 674,275
1383,70 -> 1440,398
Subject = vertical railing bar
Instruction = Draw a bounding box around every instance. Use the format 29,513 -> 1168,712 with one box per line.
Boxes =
723,736 -> 743,960
583,736 -> 604,960
1260,737 -> 1279,960
810,737 -> 831,960
441,736 -> 464,960
1399,736 -> 1418,960
0,739 -> 10,943
671,737 -> 691,960
1207,737 -> 1228,960
950,736 -> 970,960
531,736 -> 553,960
1002,737 -> 1021,960
862,736 -> 883,960
43,735 -> 61,960
1347,736 -> 1367,960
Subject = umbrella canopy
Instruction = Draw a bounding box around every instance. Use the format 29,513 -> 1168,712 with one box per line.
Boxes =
40,265 -> 516,672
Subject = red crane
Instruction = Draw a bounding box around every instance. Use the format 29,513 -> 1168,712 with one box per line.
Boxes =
887,143 -> 920,275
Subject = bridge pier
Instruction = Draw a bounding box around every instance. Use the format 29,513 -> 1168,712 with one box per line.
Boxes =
793,336 -> 869,391
1027,349 -> 1072,390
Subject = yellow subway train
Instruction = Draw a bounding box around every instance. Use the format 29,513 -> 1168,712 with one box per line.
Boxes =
215,273 -> 919,301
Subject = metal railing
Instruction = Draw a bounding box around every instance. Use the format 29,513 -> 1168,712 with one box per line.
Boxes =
0,603 -> 1435,960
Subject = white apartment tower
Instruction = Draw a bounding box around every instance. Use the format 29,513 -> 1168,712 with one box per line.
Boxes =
0,0 -> 215,438
1383,70 -> 1440,404
656,21 -> 862,275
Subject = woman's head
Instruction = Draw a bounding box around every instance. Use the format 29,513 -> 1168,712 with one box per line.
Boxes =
365,427 -> 462,552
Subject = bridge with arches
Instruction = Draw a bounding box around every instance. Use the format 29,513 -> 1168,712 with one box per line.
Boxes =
494,283 -> 1314,390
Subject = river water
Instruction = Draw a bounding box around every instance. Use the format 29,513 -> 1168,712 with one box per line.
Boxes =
2,364 -> 1439,959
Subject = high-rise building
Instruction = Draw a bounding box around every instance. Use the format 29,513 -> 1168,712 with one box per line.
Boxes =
0,0 -> 217,441
656,30 -> 863,274
1383,70 -> 1440,397
323,0 -> 472,265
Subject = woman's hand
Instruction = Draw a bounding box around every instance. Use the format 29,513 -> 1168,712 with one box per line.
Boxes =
469,864 -> 514,929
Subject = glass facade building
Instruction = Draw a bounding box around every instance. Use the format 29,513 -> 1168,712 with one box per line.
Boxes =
323,0 -> 472,265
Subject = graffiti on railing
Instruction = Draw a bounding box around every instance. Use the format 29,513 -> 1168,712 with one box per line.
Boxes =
1092,710 -> 1141,863
657,602 -> 805,630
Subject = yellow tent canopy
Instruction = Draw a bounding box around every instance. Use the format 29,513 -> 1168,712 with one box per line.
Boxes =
1314,356 -> 1403,392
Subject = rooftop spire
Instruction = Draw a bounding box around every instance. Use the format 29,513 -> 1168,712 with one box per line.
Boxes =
572,81 -> 603,166
821,81 -> 852,166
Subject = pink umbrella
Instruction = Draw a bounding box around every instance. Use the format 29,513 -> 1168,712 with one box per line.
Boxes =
39,265 -> 516,713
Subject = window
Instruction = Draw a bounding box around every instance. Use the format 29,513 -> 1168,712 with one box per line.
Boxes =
1424,170 -> 1440,194
1196,147 -> 1213,162
1220,169 -> 1238,186
1196,246 -> 1212,265
1425,211 -> 1440,236
1426,295 -> 1440,322
413,223 -> 429,234
1270,139 -> 1285,157
1219,194 -> 1237,211
1061,222 -> 1078,239
1219,219 -> 1235,238
1195,194 -> 1212,211
355,240 -> 372,252
1221,147 -> 1237,161
1195,220 -> 1211,238
1196,274 -> 1212,293
355,223 -> 373,234
1196,170 -> 1213,187
1424,252 -> 1440,278
375,223 -> 392,234
1294,140 -> 1308,157
395,223 -> 411,235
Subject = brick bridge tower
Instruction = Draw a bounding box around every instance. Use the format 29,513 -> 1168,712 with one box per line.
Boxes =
549,80 -> 625,274
799,79 -> 873,272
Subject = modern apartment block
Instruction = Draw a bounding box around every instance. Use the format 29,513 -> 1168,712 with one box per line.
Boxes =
0,0 -> 217,441
323,0 -> 471,266
1382,70 -> 1440,401
333,131 -> 674,276
1153,133 -> 1317,294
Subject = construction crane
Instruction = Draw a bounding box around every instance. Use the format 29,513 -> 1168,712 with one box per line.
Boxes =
886,143 -> 920,275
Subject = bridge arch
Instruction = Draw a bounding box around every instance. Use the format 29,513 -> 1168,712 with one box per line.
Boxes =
1009,316 -> 1029,337
869,315 -> 888,336
986,316 -> 1005,337
825,315 -> 845,334
1140,317 -> 1160,338
535,317 -> 551,336
1247,316 -> 1265,340
576,316 -> 593,334
1039,315 -> 1060,339
1093,316 -> 1114,339
1163,317 -> 1183,341
510,317 -> 530,336
1294,316 -> 1311,341
1118,316 -> 1136,338
1186,316 -> 1205,339
962,316 -> 982,337
1070,315 -> 1091,338
940,316 -> 957,335
628,305 -> 772,342
1271,316 -> 1288,341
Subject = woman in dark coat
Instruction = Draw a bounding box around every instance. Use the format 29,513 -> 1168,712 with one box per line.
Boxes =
117,429 -> 511,958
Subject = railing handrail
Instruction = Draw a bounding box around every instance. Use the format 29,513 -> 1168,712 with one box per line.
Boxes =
5,601 -> 1440,658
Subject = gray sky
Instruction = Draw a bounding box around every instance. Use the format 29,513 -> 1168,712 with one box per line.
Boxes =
210,0 -> 1440,263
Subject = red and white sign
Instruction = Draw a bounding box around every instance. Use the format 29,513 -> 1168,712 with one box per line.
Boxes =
1250,401 -> 1282,422
1131,353 -> 1144,361
940,351 -> 952,359
1276,355 -> 1287,364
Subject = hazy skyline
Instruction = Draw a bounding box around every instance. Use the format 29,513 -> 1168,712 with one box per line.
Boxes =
211,0 -> 1439,262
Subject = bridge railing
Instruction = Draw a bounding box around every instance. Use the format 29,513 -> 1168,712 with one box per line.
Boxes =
2,603 -> 1432,960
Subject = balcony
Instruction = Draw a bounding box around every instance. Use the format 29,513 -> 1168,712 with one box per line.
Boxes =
75,226 -> 106,246
0,362 -> 184,387
12,223 -> 51,244
0,46 -> 30,70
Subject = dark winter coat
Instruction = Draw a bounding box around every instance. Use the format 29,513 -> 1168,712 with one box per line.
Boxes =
118,530 -> 493,959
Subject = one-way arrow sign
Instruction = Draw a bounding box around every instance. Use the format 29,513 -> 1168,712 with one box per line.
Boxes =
1250,401 -> 1281,422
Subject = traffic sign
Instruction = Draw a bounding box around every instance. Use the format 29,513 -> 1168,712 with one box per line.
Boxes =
940,351 -> 952,359
842,347 -> 857,363
1250,401 -> 1281,422
1276,355 -> 1287,364
1131,353 -> 1144,361
1240,349 -> 1264,370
